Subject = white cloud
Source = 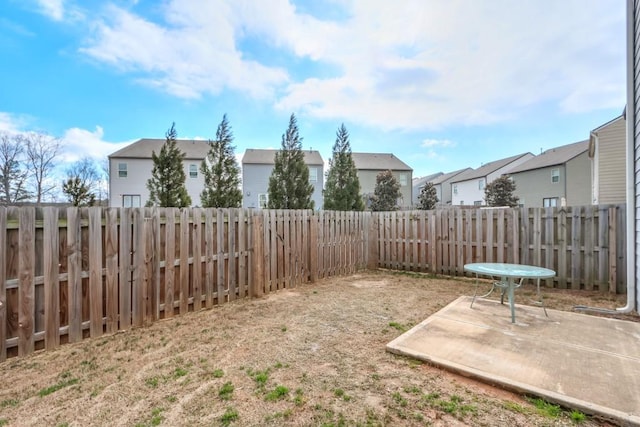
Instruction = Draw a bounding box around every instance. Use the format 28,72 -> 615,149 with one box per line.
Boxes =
35,0 -> 65,21
421,139 -> 454,148
76,0 -> 624,131
80,3 -> 289,99
61,126 -> 132,163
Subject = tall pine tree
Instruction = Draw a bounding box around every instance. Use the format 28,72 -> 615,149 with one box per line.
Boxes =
267,114 -> 314,209
200,114 -> 242,208
370,170 -> 401,211
323,124 -> 364,211
484,176 -> 519,207
146,123 -> 192,207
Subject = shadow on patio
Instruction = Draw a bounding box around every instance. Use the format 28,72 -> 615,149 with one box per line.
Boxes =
387,296 -> 640,426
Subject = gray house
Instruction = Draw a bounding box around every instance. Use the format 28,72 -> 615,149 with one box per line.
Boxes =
430,168 -> 472,206
412,172 -> 443,206
589,115 -> 626,204
108,138 -> 209,207
351,153 -> 413,209
241,148 -> 324,209
508,140 -> 590,208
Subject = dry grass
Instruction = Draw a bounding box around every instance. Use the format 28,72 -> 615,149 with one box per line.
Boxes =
0,270 -> 633,426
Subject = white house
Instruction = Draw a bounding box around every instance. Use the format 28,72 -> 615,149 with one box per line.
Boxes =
450,153 -> 534,206
108,138 -> 210,207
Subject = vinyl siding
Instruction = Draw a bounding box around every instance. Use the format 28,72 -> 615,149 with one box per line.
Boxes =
595,118 -> 626,204
358,169 -> 413,208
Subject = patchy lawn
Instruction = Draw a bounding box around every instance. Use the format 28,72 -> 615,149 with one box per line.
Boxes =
0,270 -> 632,426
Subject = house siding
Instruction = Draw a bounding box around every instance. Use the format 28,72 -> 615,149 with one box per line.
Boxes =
109,157 -> 205,207
511,166 -> 566,207
565,152 -> 592,206
593,117 -> 626,204
631,0 -> 640,309
358,169 -> 413,208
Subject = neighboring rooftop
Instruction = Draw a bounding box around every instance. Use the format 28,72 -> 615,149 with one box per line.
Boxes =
351,152 -> 413,171
508,141 -> 588,174
451,153 -> 533,182
109,138 -> 210,159
241,148 -> 324,165
431,168 -> 472,185
413,172 -> 443,188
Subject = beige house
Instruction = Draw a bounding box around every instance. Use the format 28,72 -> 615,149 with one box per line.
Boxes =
589,115 -> 626,204
508,140 -> 590,208
351,153 -> 413,209
108,138 -> 209,207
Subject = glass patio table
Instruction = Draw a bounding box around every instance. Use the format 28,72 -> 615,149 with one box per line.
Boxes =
463,263 -> 556,323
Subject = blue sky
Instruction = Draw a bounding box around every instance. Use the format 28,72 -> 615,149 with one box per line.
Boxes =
0,0 -> 626,182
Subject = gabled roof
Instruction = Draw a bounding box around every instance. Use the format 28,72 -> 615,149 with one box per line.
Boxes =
431,168 -> 472,185
589,114 -> 625,157
241,148 -> 324,166
412,172 -> 443,188
452,153 -> 532,182
508,140 -> 588,174
591,114 -> 624,134
351,152 -> 412,171
109,138 -> 210,159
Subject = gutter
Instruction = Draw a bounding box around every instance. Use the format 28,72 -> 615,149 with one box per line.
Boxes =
576,0 -> 637,315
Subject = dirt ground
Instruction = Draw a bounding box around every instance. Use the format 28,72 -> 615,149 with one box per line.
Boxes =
0,270 -> 635,427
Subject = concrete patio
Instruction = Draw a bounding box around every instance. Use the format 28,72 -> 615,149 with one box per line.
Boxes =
386,296 -> 640,426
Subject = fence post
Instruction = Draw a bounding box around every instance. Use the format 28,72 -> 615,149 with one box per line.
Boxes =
366,212 -> 379,270
250,214 -> 264,298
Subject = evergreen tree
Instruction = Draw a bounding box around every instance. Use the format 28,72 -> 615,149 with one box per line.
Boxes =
146,123 -> 192,207
417,182 -> 438,210
323,124 -> 364,211
200,114 -> 242,208
370,170 -> 401,211
484,176 -> 519,207
267,114 -> 314,209
62,177 -> 96,206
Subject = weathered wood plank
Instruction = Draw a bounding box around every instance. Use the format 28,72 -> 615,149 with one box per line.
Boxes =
18,208 -> 35,356
132,208 -> 144,327
250,213 -> 264,298
88,207 -> 103,337
43,207 -> 59,350
227,208 -> 237,299
105,208 -> 119,332
0,208 -> 6,360
179,209 -> 190,312
237,208 -> 247,298
164,209 -> 176,317
570,206 -> 582,289
556,207 -> 568,289
67,207 -> 83,341
204,209 -> 215,307
192,208 -> 202,309
608,206 -> 618,293
217,209 -> 226,303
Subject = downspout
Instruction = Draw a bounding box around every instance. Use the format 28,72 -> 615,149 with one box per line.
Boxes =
576,0 -> 636,314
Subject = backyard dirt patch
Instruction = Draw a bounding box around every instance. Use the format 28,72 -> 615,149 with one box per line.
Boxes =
0,271 -> 633,426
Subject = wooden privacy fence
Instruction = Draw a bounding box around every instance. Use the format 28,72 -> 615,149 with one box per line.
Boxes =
0,204 -> 625,360
378,205 -> 626,293
0,207 -> 371,360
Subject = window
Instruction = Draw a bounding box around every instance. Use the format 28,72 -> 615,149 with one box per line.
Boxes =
543,197 -> 558,207
478,178 -> 485,190
309,167 -> 317,182
118,163 -> 127,178
551,168 -> 560,183
399,173 -> 408,186
122,194 -> 141,207
453,184 -> 458,195
474,201 -> 482,206
259,193 -> 268,208
189,164 -> 198,178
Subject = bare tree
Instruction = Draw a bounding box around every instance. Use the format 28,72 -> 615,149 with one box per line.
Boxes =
24,132 -> 63,204
0,132 -> 30,205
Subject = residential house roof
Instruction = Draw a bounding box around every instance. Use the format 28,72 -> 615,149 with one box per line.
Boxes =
508,141 -> 588,174
242,148 -> 324,165
412,172 -> 443,188
351,152 -> 412,171
452,153 -> 533,182
109,138 -> 210,159
431,168 -> 472,185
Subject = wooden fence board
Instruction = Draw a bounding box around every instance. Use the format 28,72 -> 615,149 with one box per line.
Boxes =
88,208 -> 103,337
557,207 -> 568,289
164,209 -> 176,317
571,206 -> 582,289
217,209 -> 226,302
132,208 -> 144,327
192,208 -> 202,309
43,207 -> 59,350
105,208 -> 118,332
0,208 -> 5,361
67,207 -> 83,341
18,208 -> 35,356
